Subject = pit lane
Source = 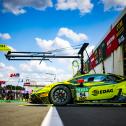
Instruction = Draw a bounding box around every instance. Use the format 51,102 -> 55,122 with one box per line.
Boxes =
56,104 -> 126,126
1,103 -> 126,126
0,103 -> 50,126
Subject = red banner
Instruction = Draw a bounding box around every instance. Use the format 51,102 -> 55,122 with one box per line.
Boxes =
104,27 -> 119,57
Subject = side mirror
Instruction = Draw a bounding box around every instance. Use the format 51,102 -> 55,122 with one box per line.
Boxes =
77,79 -> 84,84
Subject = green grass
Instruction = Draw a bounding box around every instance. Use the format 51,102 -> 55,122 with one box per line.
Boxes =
0,100 -> 26,103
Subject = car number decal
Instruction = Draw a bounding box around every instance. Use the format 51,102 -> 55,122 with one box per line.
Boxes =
76,87 -> 89,101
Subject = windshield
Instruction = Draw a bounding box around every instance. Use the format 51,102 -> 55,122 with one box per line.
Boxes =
69,74 -> 106,83
106,74 -> 126,82
69,74 -> 126,84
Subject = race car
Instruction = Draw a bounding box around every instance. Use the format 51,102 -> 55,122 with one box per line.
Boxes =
30,73 -> 126,106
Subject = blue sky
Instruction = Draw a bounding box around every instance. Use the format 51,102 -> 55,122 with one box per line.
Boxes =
0,0 -> 126,86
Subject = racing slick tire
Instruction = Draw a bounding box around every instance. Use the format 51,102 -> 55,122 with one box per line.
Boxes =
117,96 -> 126,102
49,85 -> 72,106
115,89 -> 126,103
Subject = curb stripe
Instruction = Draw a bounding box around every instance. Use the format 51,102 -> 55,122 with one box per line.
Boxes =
41,106 -> 64,126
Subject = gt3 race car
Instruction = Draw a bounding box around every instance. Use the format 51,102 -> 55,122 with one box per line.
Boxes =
30,73 -> 126,106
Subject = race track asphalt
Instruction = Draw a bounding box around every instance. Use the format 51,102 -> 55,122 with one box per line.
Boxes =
1,103 -> 126,126
56,105 -> 126,126
0,103 -> 50,126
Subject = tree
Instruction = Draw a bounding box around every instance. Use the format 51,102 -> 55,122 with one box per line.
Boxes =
5,85 -> 25,90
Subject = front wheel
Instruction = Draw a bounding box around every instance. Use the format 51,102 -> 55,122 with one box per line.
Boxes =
49,85 -> 72,106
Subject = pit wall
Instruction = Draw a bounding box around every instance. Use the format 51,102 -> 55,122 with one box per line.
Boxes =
89,45 -> 124,75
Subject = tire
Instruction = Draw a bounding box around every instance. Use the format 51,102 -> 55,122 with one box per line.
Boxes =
115,89 -> 126,103
49,85 -> 72,106
117,96 -> 126,102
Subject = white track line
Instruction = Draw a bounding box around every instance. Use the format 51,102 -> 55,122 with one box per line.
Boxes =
41,106 -> 64,126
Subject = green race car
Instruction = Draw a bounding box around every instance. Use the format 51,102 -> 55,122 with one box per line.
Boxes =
30,73 -> 126,106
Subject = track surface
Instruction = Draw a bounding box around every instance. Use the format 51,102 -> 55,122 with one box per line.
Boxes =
1,103 -> 126,126
0,103 -> 49,126
56,105 -> 126,126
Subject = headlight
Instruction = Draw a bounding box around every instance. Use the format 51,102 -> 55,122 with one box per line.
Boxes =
39,92 -> 48,97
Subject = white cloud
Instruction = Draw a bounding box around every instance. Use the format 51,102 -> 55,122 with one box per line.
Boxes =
20,63 -> 33,72
35,37 -> 76,55
20,61 -> 56,73
84,45 -> 95,60
0,33 -> 11,40
56,0 -> 93,14
0,62 -> 6,68
0,62 -> 17,81
0,73 -> 4,78
57,73 -> 72,81
35,28 -> 88,55
54,37 -> 75,55
35,37 -> 53,51
2,0 -> 53,15
6,66 -> 16,72
101,0 -> 126,11
2,0 -> 94,15
34,28 -> 91,82
58,27 -> 88,42
35,27 -> 90,79
19,61 -> 70,82
0,62 -> 16,72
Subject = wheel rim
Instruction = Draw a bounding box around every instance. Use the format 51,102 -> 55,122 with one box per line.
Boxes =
53,89 -> 67,104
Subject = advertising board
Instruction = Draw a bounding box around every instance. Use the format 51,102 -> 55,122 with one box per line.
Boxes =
104,27 -> 119,57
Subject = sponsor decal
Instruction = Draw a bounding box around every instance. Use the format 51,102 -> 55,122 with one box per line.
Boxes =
118,35 -> 125,44
76,87 -> 89,92
116,20 -> 124,37
92,89 -> 113,96
104,28 -> 118,57
116,16 -> 126,44
10,73 -> 20,77
0,44 -> 11,52
76,87 -> 89,101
